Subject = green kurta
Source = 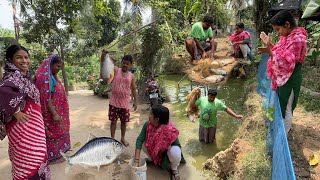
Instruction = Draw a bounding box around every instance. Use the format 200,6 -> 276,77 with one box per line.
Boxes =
135,121 -> 186,170
277,63 -> 302,117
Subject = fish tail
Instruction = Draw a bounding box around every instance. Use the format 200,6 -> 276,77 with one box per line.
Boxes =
60,151 -> 72,173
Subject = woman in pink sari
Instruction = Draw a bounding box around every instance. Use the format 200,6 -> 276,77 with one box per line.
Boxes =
258,10 -> 307,133
229,22 -> 253,61
34,55 -> 70,164
0,45 -> 51,179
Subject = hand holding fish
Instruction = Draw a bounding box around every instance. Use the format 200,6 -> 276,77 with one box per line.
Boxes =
101,49 -> 108,62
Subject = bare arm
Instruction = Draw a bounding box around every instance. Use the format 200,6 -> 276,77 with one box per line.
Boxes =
134,149 -> 141,167
224,107 -> 243,120
47,99 -> 61,121
131,76 -> 138,111
194,38 -> 205,53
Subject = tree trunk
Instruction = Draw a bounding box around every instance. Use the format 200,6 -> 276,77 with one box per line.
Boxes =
60,44 -> 69,95
0,62 -> 3,80
12,0 -> 19,42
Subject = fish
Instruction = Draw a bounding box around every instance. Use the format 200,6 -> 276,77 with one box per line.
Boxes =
204,75 -> 225,83
185,87 -> 200,122
210,68 -> 227,76
61,137 -> 123,172
100,53 -> 114,84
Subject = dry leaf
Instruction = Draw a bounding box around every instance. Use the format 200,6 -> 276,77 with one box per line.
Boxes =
309,154 -> 319,166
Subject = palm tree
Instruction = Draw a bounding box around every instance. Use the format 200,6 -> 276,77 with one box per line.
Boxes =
123,0 -> 146,57
11,0 -> 29,41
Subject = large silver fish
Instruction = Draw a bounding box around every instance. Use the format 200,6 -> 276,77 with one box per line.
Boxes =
61,137 -> 123,171
100,53 -> 114,84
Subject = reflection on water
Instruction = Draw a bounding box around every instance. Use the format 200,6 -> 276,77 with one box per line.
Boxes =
161,74 -> 245,173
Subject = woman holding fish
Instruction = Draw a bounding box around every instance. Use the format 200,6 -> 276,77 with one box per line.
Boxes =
0,45 -> 51,179
34,55 -> 70,164
100,49 -> 138,147
134,105 -> 185,180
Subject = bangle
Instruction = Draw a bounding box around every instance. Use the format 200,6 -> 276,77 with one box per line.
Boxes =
14,107 -> 21,114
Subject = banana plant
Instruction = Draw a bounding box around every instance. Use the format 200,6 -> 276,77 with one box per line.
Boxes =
184,0 -> 201,23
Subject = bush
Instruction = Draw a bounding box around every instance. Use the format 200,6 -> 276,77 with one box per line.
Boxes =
93,80 -> 112,98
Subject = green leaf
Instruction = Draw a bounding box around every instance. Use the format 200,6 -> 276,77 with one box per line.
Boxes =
264,106 -> 275,122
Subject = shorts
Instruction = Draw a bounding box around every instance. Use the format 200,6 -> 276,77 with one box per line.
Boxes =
199,125 -> 216,143
108,105 -> 130,122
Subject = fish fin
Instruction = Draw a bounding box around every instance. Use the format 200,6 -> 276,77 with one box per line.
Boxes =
60,151 -> 72,173
87,133 -> 97,142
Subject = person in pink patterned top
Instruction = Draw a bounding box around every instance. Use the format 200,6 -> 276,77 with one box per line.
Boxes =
258,10 -> 307,133
100,49 -> 138,146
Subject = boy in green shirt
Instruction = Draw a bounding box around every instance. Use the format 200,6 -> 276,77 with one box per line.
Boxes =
191,88 -> 243,143
185,14 -> 215,65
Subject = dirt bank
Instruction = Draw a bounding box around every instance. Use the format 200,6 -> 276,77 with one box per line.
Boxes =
203,84 -> 320,179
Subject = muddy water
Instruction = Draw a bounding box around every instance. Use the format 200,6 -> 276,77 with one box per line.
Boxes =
161,74 -> 245,173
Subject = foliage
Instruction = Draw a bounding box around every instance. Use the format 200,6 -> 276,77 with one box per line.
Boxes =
305,21 -> 320,65
93,80 -> 112,98
184,0 -> 201,22
72,0 -> 121,58
0,28 -> 16,65
254,0 -> 278,33
0,28 -> 15,38
138,25 -> 164,77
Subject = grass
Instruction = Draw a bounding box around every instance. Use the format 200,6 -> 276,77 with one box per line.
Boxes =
231,79 -> 272,180
298,92 -> 320,113
240,131 -> 272,180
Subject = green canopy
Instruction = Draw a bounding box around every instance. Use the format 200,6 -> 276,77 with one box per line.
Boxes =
302,0 -> 320,19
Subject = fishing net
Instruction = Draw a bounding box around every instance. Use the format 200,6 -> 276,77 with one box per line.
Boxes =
257,54 -> 296,180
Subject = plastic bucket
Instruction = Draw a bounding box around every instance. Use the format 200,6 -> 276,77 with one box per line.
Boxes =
129,158 -> 147,180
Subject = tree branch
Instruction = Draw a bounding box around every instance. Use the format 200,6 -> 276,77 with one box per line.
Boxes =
106,19 -> 158,49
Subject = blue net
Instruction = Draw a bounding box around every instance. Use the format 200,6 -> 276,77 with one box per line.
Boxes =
257,54 -> 296,180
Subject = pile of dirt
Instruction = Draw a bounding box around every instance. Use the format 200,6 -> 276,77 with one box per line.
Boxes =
203,139 -> 252,179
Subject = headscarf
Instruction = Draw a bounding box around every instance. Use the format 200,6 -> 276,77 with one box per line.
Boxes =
145,121 -> 179,166
34,54 -> 57,113
0,62 -> 40,123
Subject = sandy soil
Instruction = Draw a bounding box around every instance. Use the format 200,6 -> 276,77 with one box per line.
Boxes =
0,90 -> 206,180
289,107 -> 320,179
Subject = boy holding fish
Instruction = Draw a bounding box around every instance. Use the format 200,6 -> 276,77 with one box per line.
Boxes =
100,49 -> 138,147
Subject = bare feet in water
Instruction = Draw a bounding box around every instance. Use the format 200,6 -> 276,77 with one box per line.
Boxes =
121,139 -> 129,147
49,157 -> 66,165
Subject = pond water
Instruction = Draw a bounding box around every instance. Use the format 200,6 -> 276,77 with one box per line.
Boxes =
161,74 -> 246,174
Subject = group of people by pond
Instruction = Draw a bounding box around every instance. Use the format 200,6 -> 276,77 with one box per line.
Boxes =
186,14 -> 254,64
0,9 -> 307,180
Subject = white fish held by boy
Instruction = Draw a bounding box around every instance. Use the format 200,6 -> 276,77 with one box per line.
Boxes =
101,53 -> 114,84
